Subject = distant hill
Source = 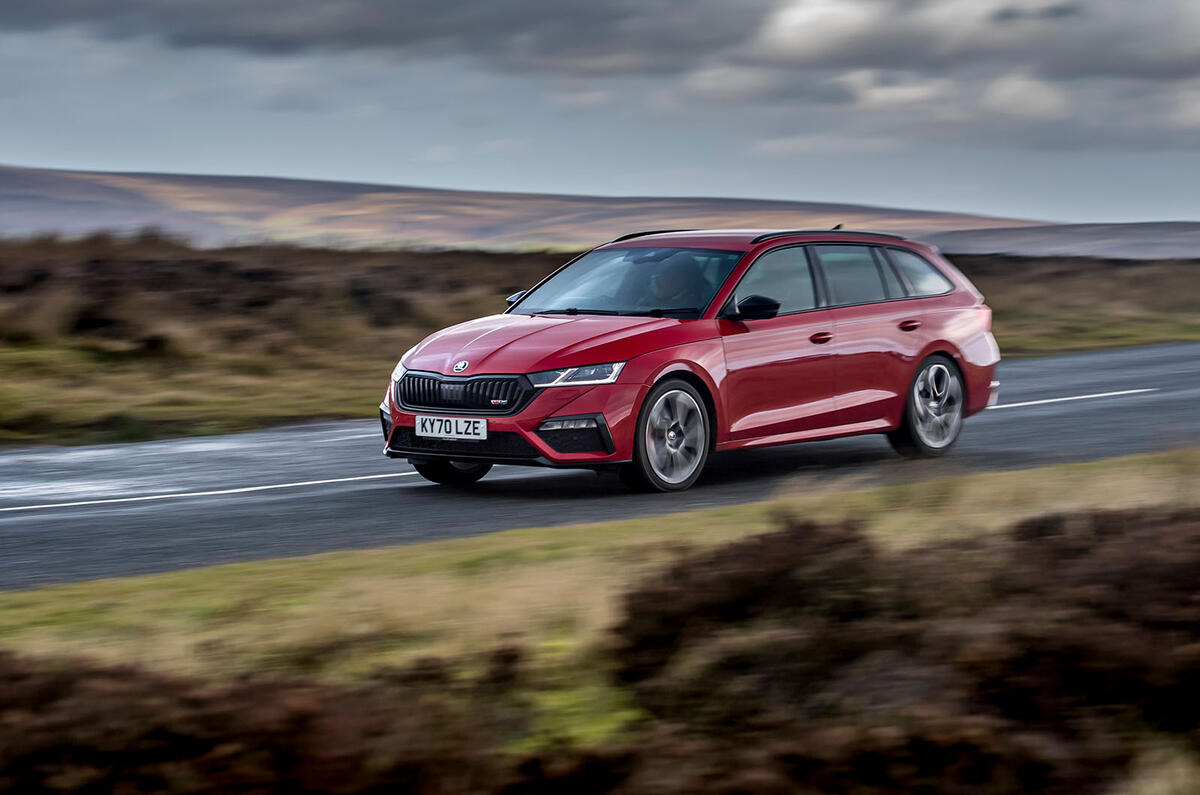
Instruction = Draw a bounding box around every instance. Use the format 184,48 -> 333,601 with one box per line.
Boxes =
2,164 -> 1197,258
925,223 -> 1200,260
0,164 -> 1041,250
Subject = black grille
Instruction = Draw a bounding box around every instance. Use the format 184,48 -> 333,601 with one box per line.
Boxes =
397,372 -> 535,415
388,427 -> 541,460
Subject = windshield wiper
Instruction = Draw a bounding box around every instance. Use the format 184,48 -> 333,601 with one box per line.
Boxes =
629,307 -> 702,317
535,307 -> 621,315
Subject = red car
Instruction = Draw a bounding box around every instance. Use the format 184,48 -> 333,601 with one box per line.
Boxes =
381,229 -> 1000,491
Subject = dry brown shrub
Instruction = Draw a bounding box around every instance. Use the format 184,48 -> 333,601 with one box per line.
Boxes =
608,508 -> 1200,791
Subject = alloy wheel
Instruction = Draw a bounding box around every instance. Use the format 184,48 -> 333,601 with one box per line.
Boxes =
911,362 -> 963,449
644,388 -> 706,485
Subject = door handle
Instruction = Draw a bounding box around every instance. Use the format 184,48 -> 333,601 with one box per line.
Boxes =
898,320 -> 921,331
809,331 -> 833,344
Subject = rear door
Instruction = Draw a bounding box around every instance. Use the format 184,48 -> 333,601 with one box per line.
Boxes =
719,246 -> 838,442
811,244 -> 923,429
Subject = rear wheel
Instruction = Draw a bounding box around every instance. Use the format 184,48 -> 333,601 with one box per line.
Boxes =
620,379 -> 710,492
888,354 -> 965,458
412,459 -> 492,485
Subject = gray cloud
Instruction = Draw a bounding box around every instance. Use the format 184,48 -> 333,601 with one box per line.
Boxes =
991,2 -> 1084,23
748,0 -> 1200,81
1,0 -> 1195,82
0,0 -> 773,75
2,0 -> 1198,153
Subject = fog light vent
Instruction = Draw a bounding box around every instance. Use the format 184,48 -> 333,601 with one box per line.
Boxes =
539,417 -> 598,431
535,415 -> 612,454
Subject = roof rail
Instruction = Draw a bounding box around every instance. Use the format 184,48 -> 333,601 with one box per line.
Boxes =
750,229 -> 907,244
609,229 -> 694,243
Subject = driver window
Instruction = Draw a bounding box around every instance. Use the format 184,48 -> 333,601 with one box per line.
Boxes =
735,247 -> 817,314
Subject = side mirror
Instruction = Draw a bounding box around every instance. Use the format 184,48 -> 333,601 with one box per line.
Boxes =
505,290 -> 527,307
724,294 -> 781,321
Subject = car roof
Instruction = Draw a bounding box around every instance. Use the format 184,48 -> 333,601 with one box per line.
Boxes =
596,228 -> 929,252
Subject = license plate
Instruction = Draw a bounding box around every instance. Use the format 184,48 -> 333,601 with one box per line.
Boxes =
415,415 -> 488,441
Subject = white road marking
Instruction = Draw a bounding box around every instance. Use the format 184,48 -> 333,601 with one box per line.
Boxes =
315,432 -> 381,443
987,388 -> 1158,410
0,472 -> 418,514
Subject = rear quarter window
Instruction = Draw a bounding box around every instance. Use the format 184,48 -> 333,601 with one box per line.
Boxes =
888,248 -> 954,296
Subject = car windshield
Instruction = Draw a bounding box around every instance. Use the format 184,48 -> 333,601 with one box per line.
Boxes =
511,247 -> 745,318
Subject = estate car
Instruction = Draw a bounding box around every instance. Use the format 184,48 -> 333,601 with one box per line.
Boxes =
380,229 -> 1000,491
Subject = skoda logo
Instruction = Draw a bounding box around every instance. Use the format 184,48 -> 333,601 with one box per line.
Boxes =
453,360 -> 469,373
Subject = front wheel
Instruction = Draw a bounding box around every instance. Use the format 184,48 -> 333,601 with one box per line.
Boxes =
888,354 -> 965,458
620,379 -> 710,492
412,459 -> 492,485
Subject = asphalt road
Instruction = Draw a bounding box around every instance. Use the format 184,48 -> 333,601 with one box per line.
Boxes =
2,342 -> 1198,590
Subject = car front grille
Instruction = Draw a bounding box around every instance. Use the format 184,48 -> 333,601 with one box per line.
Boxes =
396,372 -> 536,416
388,427 -> 541,460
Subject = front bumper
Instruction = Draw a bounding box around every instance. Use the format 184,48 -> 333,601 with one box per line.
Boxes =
381,380 -> 643,468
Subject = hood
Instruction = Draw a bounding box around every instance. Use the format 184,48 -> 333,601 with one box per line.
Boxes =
405,313 -> 711,376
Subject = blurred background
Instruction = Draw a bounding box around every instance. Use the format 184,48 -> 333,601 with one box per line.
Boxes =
1,2 -> 1199,793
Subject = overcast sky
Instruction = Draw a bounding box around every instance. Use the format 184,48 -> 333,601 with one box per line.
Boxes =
3,0 -> 1199,222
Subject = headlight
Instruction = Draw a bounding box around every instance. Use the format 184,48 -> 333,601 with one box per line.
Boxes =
391,346 -> 417,382
528,362 -> 625,387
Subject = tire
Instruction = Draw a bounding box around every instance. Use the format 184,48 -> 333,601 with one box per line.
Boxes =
888,354 -> 965,458
412,459 -> 493,485
620,378 -> 711,492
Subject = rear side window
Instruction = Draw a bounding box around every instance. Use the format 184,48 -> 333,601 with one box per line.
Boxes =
735,246 -> 817,314
888,248 -> 953,296
812,245 -> 887,305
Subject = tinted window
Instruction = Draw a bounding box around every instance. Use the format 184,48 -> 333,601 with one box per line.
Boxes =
734,246 -> 817,314
888,248 -> 953,296
813,245 -> 887,305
